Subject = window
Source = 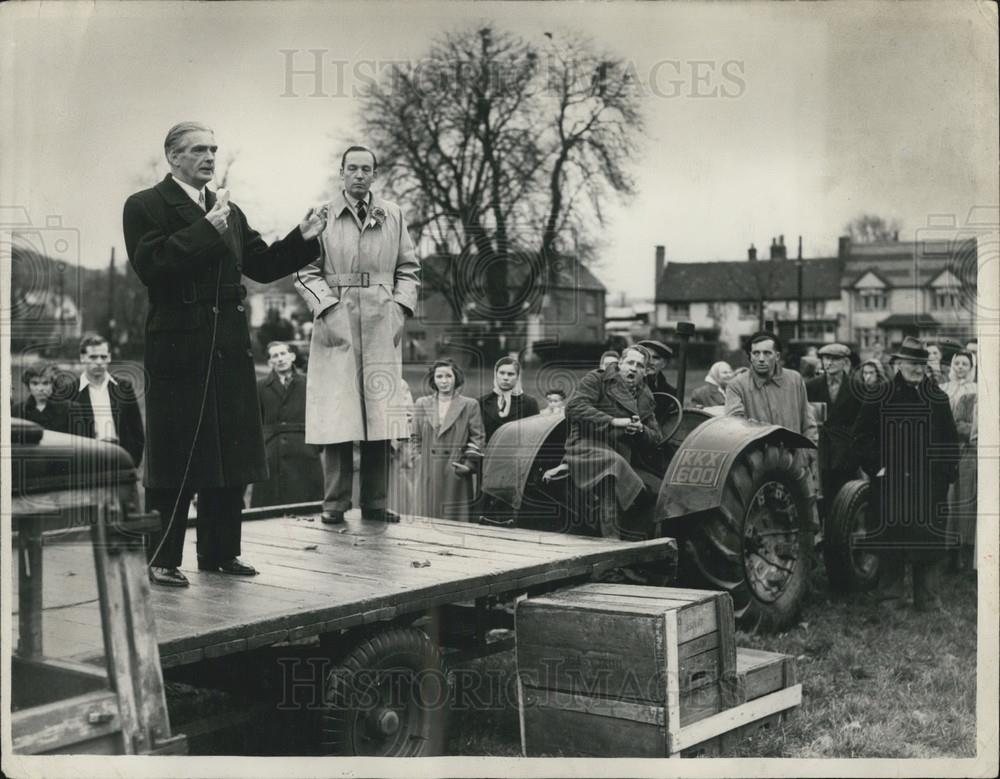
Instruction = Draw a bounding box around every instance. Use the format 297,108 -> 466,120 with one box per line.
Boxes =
857,290 -> 887,310
666,303 -> 690,320
801,300 -> 825,317
933,287 -> 960,310
585,295 -> 597,316
854,328 -> 878,349
739,301 -> 760,319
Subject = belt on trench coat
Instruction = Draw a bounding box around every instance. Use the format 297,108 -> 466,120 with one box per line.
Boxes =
328,272 -> 395,287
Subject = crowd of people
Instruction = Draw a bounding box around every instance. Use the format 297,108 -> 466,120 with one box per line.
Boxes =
9,123 -> 979,610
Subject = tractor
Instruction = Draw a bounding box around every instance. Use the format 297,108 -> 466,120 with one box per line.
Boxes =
481,323 -> 822,633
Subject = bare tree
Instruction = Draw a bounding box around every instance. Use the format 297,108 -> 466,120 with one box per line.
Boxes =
356,25 -> 643,331
844,213 -> 901,243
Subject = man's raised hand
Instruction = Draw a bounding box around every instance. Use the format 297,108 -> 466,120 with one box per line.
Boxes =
206,188 -> 231,234
299,206 -> 328,240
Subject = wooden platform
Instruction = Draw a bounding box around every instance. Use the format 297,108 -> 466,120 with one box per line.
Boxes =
13,510 -> 677,669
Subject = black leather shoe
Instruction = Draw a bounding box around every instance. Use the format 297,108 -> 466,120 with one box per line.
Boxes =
321,510 -> 345,525
149,566 -> 189,587
362,508 -> 400,523
216,557 -> 258,576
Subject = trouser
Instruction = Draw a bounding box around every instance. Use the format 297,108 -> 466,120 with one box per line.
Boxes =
145,485 -> 244,569
320,440 -> 389,513
819,467 -> 857,520
878,553 -> 944,606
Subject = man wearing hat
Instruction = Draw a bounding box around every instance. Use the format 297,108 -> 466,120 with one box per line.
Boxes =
852,336 -> 959,611
806,343 -> 864,522
636,340 -> 679,426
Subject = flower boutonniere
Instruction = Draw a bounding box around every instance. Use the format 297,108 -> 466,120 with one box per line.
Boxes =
367,205 -> 387,229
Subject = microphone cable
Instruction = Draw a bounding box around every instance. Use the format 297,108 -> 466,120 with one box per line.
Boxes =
146,244 -> 225,570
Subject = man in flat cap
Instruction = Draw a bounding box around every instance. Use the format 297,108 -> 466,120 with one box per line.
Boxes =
806,343 -> 864,522
852,336 -> 959,611
636,340 -> 679,428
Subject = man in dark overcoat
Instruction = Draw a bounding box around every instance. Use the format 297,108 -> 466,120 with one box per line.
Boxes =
123,121 -> 326,587
637,339 -> 679,427
251,341 -> 323,507
852,336 -> 959,611
564,346 -> 664,539
805,343 -> 863,521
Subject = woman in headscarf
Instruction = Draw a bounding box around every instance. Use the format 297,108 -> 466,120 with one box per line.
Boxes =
413,359 -> 486,522
944,351 -> 977,571
690,361 -> 733,409
858,358 -> 888,388
478,356 -> 540,443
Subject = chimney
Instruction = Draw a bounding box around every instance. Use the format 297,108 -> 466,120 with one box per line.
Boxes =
748,243 -> 757,261
655,245 -> 666,289
775,234 -> 787,260
893,230 -> 899,241
769,237 -> 785,260
838,235 -> 851,258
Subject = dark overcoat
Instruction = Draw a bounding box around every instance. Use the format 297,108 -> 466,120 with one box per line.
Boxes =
123,175 -> 320,488
805,373 -> 865,473
564,367 -> 664,511
250,370 -> 324,507
66,377 -> 146,468
852,372 -> 959,559
479,392 -> 541,443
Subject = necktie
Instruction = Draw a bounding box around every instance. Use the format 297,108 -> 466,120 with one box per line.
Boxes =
356,201 -> 367,224
198,189 -> 206,211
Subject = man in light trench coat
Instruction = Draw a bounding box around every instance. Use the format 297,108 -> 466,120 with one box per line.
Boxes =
294,146 -> 420,524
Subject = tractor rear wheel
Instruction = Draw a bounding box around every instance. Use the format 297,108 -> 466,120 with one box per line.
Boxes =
823,479 -> 880,592
682,440 -> 812,633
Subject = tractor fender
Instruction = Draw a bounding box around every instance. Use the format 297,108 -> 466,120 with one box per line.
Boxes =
656,414 -> 816,521
481,414 -> 567,509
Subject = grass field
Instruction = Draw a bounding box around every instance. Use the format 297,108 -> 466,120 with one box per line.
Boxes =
445,564 -> 979,759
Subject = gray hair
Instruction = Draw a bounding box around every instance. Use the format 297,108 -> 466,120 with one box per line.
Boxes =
164,121 -> 213,157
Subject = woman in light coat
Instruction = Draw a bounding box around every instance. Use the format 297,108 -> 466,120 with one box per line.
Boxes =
413,360 -> 486,522
944,351 -> 977,571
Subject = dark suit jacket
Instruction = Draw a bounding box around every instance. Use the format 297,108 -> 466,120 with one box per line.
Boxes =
68,376 -> 145,468
479,392 -> 541,442
805,372 -> 864,472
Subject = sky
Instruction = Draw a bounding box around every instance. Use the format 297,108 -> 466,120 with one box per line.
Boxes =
2,0 -> 997,300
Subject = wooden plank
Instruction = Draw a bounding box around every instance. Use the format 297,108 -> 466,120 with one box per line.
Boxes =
663,609 -> 681,755
11,690 -> 122,754
669,685 -> 802,753
18,519 -> 45,656
522,686 -> 665,725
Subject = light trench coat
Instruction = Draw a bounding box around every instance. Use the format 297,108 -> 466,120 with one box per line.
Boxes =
294,192 -> 420,444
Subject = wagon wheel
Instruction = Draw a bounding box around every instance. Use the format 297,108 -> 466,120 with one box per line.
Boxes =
823,479 -> 880,592
682,440 -> 812,633
319,627 -> 449,756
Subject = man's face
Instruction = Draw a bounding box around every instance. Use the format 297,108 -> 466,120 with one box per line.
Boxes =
647,354 -> 665,374
268,345 -> 295,374
545,393 -> 565,412
898,358 -> 926,384
926,345 -> 941,364
861,365 -> 877,385
28,377 -> 53,403
619,350 -> 647,386
600,355 -> 619,371
81,344 -> 111,382
821,355 -> 848,378
749,339 -> 779,377
495,364 -> 518,391
169,130 -> 217,188
341,150 -> 376,200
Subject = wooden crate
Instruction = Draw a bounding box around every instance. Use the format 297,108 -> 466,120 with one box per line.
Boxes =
681,647 -> 799,757
516,584 -> 739,757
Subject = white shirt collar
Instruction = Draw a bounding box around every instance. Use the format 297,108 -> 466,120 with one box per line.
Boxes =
172,174 -> 209,206
80,372 -> 118,391
343,190 -> 371,211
